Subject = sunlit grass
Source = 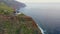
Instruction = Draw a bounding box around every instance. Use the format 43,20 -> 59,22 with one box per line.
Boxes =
0,2 -> 14,15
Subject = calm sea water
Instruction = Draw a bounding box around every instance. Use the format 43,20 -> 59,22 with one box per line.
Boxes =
20,3 -> 60,34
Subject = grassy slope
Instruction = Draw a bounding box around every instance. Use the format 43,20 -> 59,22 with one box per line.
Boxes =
0,2 -> 14,15
0,2 -> 42,34
0,14 -> 42,34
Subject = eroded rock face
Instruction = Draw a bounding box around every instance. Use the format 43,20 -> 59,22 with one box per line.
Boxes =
0,14 -> 42,34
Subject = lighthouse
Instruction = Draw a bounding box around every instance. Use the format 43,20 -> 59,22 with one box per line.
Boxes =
15,9 -> 21,15
13,9 -> 21,16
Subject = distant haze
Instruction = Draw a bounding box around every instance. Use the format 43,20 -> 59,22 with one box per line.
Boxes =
16,0 -> 60,3
21,3 -> 60,34
0,0 -> 26,10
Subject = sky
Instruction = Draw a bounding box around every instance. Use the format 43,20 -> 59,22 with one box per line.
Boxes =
16,0 -> 60,3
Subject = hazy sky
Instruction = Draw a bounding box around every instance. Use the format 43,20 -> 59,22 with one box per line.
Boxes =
16,0 -> 60,3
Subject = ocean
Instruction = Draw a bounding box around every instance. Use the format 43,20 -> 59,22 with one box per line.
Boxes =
20,3 -> 60,34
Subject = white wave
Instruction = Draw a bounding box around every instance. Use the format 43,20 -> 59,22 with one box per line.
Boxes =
37,24 -> 45,34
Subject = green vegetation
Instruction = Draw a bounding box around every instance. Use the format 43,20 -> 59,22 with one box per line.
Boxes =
0,2 -> 14,15
0,2 -> 41,34
18,13 -> 25,16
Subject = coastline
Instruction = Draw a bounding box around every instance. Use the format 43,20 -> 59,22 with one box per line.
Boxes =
31,17 -> 44,34
37,24 -> 45,34
31,16 -> 46,34
23,16 -> 42,34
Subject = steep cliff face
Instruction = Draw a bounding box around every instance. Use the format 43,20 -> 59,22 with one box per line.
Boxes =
0,14 -> 42,34
0,2 -> 42,34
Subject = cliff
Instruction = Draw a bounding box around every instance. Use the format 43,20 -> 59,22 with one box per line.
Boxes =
0,0 -> 26,10
0,14 -> 42,34
0,2 -> 42,34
